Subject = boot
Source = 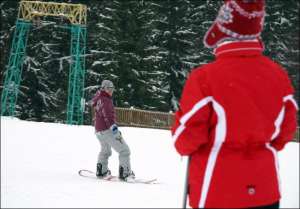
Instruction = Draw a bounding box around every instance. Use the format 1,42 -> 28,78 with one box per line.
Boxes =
119,166 -> 135,182
96,163 -> 111,178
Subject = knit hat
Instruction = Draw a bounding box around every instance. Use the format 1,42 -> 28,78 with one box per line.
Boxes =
203,0 -> 266,48
101,80 -> 114,90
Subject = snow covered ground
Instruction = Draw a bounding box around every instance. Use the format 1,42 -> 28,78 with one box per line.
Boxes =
1,117 -> 299,208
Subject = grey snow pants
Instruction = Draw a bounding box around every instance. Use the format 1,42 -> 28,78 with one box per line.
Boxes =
95,129 -> 131,174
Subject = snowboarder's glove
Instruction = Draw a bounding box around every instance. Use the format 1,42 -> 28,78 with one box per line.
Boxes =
87,100 -> 93,106
110,124 -> 122,141
111,124 -> 118,134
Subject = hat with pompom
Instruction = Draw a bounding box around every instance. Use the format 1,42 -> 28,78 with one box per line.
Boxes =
203,0 -> 266,48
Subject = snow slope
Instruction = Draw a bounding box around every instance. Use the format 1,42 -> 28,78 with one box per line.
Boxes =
1,117 -> 299,208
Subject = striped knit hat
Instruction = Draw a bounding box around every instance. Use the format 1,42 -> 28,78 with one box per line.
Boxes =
203,0 -> 266,48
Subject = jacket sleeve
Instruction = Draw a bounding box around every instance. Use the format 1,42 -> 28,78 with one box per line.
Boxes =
98,97 -> 116,128
91,91 -> 101,107
271,71 -> 298,151
171,69 -> 212,156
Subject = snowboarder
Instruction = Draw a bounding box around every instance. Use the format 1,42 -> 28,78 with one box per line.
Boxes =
172,0 -> 298,208
90,80 -> 135,182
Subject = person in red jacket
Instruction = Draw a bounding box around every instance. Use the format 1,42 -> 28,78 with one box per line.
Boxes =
171,0 -> 298,208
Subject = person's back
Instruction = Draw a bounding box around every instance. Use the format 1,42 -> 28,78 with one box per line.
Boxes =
172,1 -> 298,208
177,40 -> 297,208
203,41 -> 296,147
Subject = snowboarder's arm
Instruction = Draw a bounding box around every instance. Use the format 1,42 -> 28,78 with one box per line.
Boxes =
91,91 -> 101,107
99,97 -> 115,128
90,91 -> 101,125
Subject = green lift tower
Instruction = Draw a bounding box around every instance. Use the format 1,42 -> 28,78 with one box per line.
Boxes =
1,20 -> 31,117
1,0 -> 87,125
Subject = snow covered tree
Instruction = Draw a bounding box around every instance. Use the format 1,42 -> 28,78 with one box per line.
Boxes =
0,0 -> 298,124
18,18 -> 71,122
263,0 -> 299,103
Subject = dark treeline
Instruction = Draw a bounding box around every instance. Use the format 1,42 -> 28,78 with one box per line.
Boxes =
0,0 -> 299,125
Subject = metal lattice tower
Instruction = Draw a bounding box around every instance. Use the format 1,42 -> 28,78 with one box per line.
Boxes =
1,20 -> 31,116
1,0 -> 87,125
67,25 -> 86,125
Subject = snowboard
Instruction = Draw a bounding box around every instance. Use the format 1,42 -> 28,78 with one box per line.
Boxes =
78,169 -> 158,184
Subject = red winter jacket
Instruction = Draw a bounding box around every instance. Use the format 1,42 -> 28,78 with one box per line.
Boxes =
91,90 -> 116,132
172,41 -> 298,208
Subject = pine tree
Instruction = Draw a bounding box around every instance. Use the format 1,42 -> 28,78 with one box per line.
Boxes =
18,17 -> 70,122
263,0 -> 299,103
0,0 -> 299,124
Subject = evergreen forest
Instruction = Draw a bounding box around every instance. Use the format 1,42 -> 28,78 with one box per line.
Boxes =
0,0 -> 299,124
